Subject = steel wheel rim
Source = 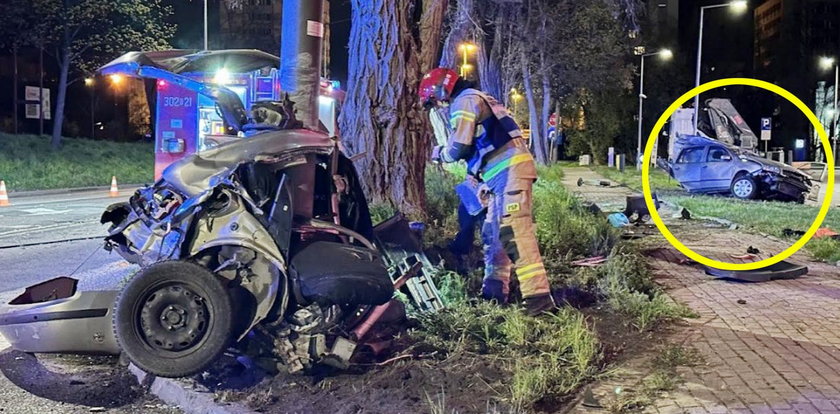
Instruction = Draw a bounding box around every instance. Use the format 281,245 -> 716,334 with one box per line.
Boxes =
733,179 -> 753,198
135,282 -> 211,356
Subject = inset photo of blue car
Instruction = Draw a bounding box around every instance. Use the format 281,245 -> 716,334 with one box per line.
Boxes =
665,136 -> 812,203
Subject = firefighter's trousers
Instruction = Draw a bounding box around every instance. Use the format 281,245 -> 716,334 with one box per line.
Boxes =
480,167 -> 551,300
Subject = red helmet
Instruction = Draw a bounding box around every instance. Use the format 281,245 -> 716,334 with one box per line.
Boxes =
419,68 -> 459,107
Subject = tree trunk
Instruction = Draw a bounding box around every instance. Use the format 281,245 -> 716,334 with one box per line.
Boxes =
439,0 -> 473,69
51,49 -> 70,149
521,51 -> 543,162
419,0 -> 447,72
534,52 -> 550,164
12,45 -> 18,134
478,9 -> 504,100
341,0 -> 443,216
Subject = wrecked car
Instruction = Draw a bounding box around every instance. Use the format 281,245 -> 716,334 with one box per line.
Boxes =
0,51 -> 443,379
666,136 -> 811,202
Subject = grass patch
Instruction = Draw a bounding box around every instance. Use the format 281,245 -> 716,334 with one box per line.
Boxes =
534,165 -> 621,260
588,245 -> 695,331
606,345 -> 700,413
671,195 -> 840,263
414,301 -> 600,409
590,163 -> 840,263
592,166 -> 682,192
0,133 -> 153,191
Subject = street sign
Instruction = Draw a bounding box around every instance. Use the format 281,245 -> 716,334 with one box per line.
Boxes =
760,117 -> 771,141
24,86 -> 50,120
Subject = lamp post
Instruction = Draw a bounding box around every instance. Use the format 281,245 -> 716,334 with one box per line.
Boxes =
510,87 -> 523,122
693,0 -> 748,133
458,42 -> 477,78
820,56 -> 839,158
85,77 -> 95,139
204,0 -> 208,50
636,48 -> 673,170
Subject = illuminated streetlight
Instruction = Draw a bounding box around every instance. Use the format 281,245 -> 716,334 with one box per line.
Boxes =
510,87 -> 524,120
84,77 -> 94,86
458,42 -> 478,78
109,74 -> 123,85
730,0 -> 748,12
637,49 -> 674,169
693,1 -> 749,133
213,67 -> 231,85
819,56 -> 838,158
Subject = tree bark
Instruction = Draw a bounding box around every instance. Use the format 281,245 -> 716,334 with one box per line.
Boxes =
51,48 -> 70,149
534,51 -> 550,164
439,0 -> 473,69
478,9 -> 504,100
12,45 -> 18,134
341,0 -> 444,216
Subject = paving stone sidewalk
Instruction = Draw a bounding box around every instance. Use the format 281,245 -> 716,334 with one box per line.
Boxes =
562,167 -> 840,414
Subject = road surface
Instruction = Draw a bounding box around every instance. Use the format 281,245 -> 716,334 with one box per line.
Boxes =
0,188 -> 180,413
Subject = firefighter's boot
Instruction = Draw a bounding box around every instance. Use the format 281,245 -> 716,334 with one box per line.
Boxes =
481,279 -> 508,304
523,293 -> 557,316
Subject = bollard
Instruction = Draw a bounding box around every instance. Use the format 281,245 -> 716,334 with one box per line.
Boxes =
608,147 -> 615,167
617,154 -> 626,172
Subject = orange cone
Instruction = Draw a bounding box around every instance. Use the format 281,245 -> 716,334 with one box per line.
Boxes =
0,181 -> 10,207
109,176 -> 120,197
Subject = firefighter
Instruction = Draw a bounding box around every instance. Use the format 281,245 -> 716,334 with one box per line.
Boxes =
419,68 -> 556,316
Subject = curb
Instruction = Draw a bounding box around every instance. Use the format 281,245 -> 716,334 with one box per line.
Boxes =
8,184 -> 146,198
129,364 -> 255,414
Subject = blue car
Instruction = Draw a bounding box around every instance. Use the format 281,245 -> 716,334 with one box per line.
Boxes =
667,136 -> 811,202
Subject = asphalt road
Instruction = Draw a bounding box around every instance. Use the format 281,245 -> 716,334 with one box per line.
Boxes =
0,189 -> 181,413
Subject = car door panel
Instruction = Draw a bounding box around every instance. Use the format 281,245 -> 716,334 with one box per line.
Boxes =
701,146 -> 736,191
672,146 -> 707,191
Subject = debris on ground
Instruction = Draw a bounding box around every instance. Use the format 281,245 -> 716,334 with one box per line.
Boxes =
608,212 -> 631,227
703,260 -> 808,282
571,256 -> 608,267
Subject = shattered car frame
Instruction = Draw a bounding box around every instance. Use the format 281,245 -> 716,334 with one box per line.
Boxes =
0,50 -> 443,378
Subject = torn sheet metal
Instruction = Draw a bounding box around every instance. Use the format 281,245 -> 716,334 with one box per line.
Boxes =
0,277 -> 119,354
703,261 -> 808,282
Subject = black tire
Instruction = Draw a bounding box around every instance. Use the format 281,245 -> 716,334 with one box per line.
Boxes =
730,174 -> 757,200
113,261 -> 233,378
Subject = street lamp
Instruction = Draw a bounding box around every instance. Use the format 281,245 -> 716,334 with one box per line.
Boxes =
693,1 -> 749,133
820,56 -> 838,158
85,77 -> 95,139
458,42 -> 477,78
636,49 -> 673,169
510,87 -> 524,120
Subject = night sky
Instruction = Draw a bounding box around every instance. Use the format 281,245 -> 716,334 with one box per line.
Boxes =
164,0 -> 352,84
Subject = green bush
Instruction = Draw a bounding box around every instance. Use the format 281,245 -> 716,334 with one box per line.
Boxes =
0,133 -> 153,191
533,166 -> 620,259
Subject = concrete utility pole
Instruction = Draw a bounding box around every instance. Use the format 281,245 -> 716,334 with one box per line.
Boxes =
279,0 -> 325,130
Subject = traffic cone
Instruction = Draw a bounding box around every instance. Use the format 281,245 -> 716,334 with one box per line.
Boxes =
109,176 -> 120,197
0,181 -> 10,207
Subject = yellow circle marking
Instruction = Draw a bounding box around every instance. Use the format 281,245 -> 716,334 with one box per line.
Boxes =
642,78 -> 835,271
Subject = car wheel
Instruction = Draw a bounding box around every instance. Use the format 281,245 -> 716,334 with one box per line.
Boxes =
113,261 -> 233,378
730,174 -> 757,200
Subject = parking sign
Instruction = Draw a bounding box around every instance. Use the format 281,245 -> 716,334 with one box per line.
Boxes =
761,117 -> 771,141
